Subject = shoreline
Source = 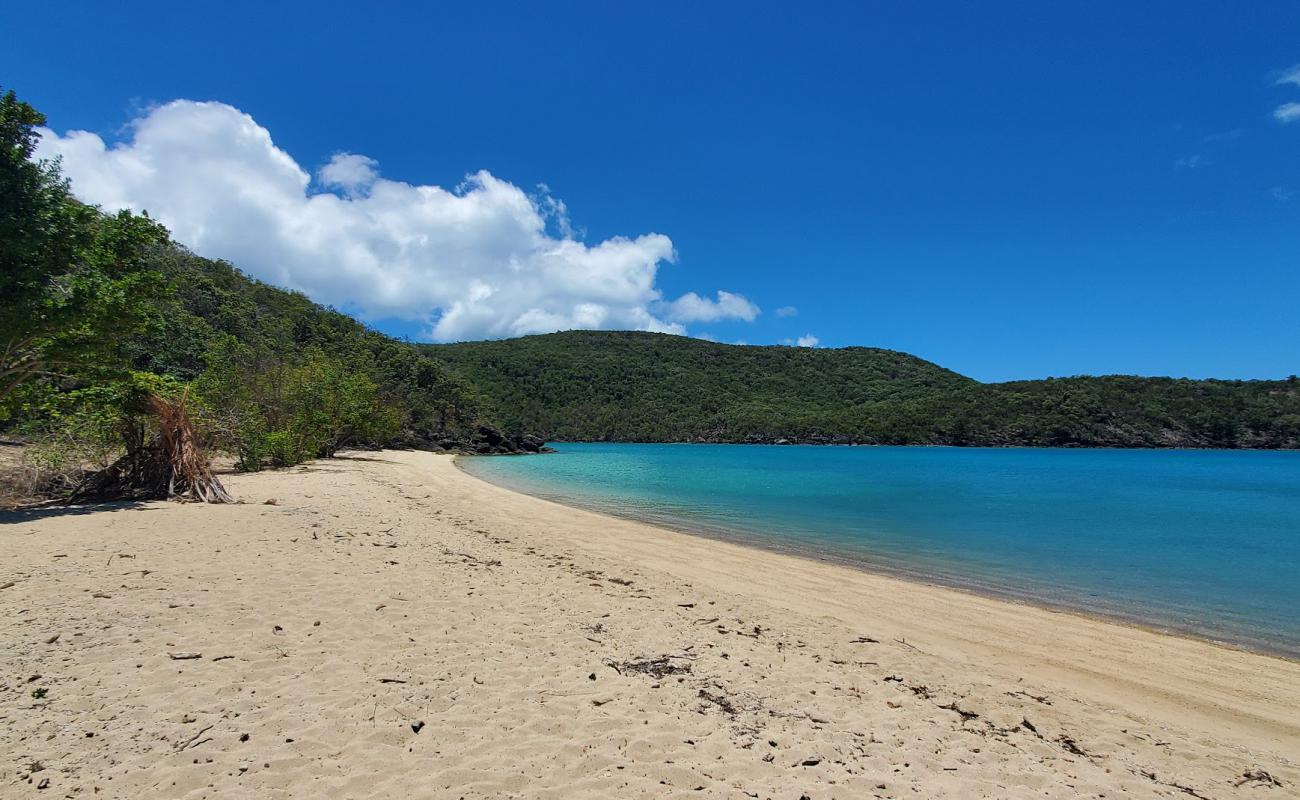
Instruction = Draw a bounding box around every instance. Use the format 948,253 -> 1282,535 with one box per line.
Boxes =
3,450 -> 1296,797
440,453 -> 1300,749
455,454 -> 1300,663
511,439 -> 1300,453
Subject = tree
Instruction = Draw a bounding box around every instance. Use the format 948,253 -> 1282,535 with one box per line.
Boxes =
0,87 -> 167,405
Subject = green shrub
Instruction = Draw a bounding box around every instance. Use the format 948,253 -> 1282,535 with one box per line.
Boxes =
202,348 -> 401,471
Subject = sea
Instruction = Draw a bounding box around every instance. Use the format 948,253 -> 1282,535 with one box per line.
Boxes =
459,443 -> 1300,658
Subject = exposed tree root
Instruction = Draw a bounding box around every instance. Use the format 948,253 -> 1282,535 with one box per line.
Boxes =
73,392 -> 234,504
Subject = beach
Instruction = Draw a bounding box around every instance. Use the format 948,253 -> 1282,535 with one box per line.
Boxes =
1,450 -> 1296,798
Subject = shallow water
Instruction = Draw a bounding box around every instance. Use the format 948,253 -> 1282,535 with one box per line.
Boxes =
460,443 -> 1300,657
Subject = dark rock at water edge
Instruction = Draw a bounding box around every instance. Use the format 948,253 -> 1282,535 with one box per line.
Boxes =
392,424 -> 553,456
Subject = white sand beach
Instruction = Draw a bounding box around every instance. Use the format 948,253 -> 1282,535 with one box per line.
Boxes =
1,450 -> 1296,798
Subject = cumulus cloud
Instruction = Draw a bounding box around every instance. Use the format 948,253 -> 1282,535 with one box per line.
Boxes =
1273,102 -> 1300,123
660,290 -> 759,324
782,334 -> 819,347
774,305 -> 798,318
318,153 -> 379,196
35,100 -> 756,342
533,183 -> 577,240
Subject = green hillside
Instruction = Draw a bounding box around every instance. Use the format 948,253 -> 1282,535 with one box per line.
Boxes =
429,331 -> 1300,449
6,78 -> 1298,500
1,84 -> 533,501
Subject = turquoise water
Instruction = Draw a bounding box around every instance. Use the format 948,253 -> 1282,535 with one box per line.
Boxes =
459,443 -> 1300,658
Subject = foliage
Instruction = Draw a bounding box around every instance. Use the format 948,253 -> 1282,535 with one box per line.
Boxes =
429,331 -> 1300,449
201,347 -> 401,469
0,87 -> 487,479
0,87 -> 170,404
4,81 -> 1295,483
7,370 -> 188,502
129,245 -> 482,468
71,390 -> 234,503
429,331 -> 969,441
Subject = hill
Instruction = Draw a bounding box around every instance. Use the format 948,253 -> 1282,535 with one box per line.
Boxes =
5,83 -> 1297,475
428,331 -> 1300,449
122,244 -> 531,454
2,84 -> 535,479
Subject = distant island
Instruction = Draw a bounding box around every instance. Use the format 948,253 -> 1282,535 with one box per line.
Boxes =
429,331 -> 1300,450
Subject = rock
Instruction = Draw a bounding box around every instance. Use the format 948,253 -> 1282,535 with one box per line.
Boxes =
399,426 -> 551,456
475,425 -> 507,448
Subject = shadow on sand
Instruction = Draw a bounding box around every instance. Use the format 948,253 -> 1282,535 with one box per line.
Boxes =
331,453 -> 403,464
0,500 -> 154,525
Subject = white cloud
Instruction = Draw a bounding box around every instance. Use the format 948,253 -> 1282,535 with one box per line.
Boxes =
782,334 -> 819,347
1174,154 -> 1209,169
533,183 -> 577,239
660,290 -> 759,324
774,305 -> 798,318
1273,102 -> 1300,124
318,153 -> 378,196
1275,64 -> 1300,88
35,100 -> 756,342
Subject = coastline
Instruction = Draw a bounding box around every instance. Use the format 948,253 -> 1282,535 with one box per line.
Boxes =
499,439 -> 1300,452
2,450 -> 1296,797
455,453 -> 1300,662
444,452 -> 1300,758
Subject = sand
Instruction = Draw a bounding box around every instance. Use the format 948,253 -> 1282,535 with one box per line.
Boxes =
1,450 -> 1296,798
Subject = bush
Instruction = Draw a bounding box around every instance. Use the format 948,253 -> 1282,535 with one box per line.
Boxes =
0,371 -> 195,503
202,348 -> 400,471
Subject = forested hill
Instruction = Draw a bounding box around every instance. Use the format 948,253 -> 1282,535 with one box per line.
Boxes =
5,82 -> 1297,475
2,84 -> 538,475
427,331 -> 1300,449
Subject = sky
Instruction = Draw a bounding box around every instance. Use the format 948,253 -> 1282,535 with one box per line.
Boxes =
4,1 -> 1299,381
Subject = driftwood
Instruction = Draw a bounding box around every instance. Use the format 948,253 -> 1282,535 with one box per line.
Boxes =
73,392 -> 234,504
606,652 -> 696,678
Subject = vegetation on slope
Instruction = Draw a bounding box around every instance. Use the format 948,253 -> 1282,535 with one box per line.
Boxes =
428,331 -> 970,441
0,87 -> 522,504
4,78 -> 1295,506
430,332 -> 1300,449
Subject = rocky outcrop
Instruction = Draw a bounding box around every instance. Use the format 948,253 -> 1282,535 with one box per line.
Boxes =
393,424 -> 554,456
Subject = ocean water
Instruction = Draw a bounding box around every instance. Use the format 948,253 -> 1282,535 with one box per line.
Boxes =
459,443 -> 1300,658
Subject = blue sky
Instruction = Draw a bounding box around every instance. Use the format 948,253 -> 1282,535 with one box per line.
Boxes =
5,1 -> 1300,381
